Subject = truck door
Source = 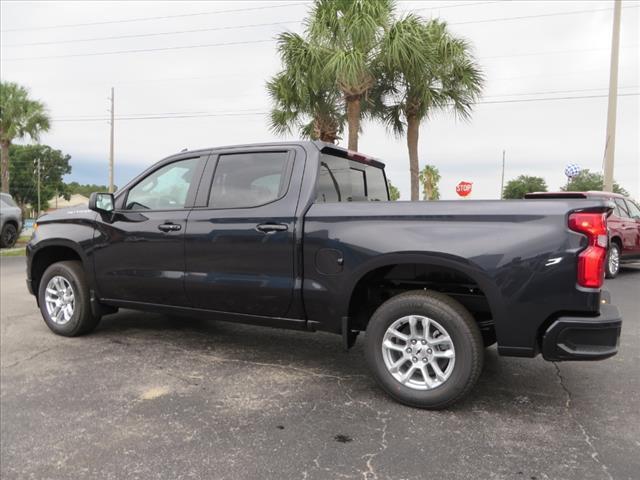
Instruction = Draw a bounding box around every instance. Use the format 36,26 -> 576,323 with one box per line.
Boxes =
184,147 -> 301,317
93,155 -> 206,306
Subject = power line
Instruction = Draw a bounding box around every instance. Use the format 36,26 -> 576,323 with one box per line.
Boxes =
483,85 -> 638,98
49,92 -> 640,123
52,86 -> 640,119
4,6 -> 638,62
1,2 -> 310,32
477,92 -> 638,105
451,5 -> 637,26
482,44 -> 637,60
2,20 -> 299,48
414,1 -> 505,12
2,2 -> 502,49
2,39 -> 276,61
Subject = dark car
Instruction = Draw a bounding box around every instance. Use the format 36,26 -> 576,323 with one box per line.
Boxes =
26,142 -> 622,409
526,191 -> 640,277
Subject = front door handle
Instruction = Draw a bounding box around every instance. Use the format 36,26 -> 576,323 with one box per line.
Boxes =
158,223 -> 182,232
256,223 -> 288,234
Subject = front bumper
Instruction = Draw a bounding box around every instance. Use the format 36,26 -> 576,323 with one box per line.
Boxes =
542,303 -> 622,361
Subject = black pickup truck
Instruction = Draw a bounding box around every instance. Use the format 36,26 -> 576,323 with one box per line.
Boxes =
26,141 -> 622,408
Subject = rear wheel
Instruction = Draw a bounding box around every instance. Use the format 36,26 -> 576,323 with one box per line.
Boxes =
365,290 -> 484,409
38,261 -> 101,336
605,243 -> 621,279
0,223 -> 18,248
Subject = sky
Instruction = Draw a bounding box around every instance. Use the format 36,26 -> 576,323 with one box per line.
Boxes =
1,0 -> 638,200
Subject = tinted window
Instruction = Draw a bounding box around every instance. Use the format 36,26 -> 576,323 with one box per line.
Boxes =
615,198 -> 630,218
364,164 -> 389,201
317,162 -> 342,202
626,200 -> 640,218
209,151 -> 290,208
316,154 -> 388,203
126,158 -> 199,210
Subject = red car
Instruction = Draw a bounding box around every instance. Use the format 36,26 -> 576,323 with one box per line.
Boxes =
526,191 -> 640,278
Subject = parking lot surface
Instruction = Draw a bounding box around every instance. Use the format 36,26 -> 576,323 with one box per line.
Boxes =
1,256 -> 639,480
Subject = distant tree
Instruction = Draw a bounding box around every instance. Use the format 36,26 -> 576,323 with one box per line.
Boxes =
503,175 -> 548,199
387,179 -> 400,200
8,144 -> 71,212
66,181 -> 113,197
562,169 -> 629,196
0,82 -> 51,192
418,164 -> 441,200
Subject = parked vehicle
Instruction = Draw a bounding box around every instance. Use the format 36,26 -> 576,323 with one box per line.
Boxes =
0,192 -> 22,248
26,142 -> 622,408
526,191 -> 640,278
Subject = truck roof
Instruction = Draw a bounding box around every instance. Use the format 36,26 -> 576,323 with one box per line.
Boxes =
171,141 -> 385,168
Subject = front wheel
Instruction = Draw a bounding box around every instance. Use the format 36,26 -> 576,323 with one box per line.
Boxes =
38,260 -> 101,336
605,243 -> 621,279
0,223 -> 18,248
365,290 -> 484,409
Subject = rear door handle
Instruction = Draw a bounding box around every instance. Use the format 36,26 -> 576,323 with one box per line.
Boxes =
256,223 -> 288,233
158,223 -> 182,232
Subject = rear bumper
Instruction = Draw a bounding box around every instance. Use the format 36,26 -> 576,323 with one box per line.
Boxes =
542,303 -> 622,361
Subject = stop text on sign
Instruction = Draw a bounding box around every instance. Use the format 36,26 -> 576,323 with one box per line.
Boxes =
456,181 -> 473,197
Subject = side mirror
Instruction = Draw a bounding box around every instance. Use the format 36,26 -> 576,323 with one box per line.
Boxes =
89,192 -> 115,213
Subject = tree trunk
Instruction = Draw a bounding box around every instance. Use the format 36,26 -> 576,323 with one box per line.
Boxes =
0,140 -> 9,193
407,115 -> 420,201
346,95 -> 361,151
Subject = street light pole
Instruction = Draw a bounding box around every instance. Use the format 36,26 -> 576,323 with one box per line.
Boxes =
500,150 -> 506,199
108,87 -> 115,193
37,156 -> 41,216
603,0 -> 622,192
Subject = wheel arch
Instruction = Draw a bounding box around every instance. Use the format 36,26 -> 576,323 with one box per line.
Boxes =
29,241 -> 91,296
342,252 -> 505,333
610,235 -> 622,249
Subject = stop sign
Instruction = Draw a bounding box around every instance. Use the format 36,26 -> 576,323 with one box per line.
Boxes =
456,181 -> 473,197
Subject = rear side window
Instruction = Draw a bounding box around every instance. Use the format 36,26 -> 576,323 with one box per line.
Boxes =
316,154 -> 388,203
614,198 -> 630,218
626,200 -> 640,218
209,151 -> 291,208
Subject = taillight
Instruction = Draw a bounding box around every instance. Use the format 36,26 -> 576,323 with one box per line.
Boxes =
568,212 -> 608,289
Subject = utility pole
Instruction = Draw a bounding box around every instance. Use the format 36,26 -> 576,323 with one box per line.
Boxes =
500,150 -> 506,199
37,156 -> 41,216
108,87 -> 115,193
603,0 -> 621,192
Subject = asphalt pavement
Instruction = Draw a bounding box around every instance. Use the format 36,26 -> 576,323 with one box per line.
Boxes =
1,256 -> 639,480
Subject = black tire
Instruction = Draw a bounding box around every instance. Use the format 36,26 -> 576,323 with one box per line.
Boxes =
38,260 -> 101,336
0,223 -> 18,248
605,243 -> 621,279
365,290 -> 484,409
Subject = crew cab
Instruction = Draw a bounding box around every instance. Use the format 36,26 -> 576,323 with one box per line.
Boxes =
26,142 -> 623,408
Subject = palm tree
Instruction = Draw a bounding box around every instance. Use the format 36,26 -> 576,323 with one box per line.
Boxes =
267,32 -> 344,143
0,81 -> 51,193
378,17 -> 483,200
307,0 -> 395,151
419,164 -> 441,200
